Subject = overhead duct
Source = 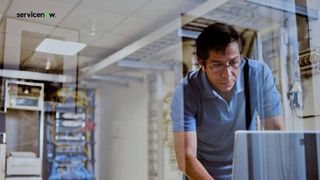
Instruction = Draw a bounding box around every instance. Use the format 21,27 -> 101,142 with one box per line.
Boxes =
118,59 -> 176,71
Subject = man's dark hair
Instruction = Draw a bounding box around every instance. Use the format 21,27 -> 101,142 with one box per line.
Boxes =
196,22 -> 241,61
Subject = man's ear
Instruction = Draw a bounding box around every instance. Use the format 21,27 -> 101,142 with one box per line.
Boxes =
198,59 -> 206,72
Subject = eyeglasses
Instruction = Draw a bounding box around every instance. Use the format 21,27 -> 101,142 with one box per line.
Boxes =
207,59 -> 241,72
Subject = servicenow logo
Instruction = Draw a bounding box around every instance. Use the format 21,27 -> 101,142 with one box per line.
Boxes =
17,11 -> 55,18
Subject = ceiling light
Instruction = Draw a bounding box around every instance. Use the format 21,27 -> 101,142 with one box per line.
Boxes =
45,59 -> 51,70
36,38 -> 86,56
90,18 -> 96,36
90,30 -> 96,36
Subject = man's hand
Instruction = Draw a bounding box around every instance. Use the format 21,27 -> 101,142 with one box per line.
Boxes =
174,132 -> 214,180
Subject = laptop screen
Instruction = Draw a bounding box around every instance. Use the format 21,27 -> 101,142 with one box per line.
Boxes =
232,131 -> 320,180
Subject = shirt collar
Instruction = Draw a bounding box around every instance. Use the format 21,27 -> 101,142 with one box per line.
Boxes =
199,69 -> 217,99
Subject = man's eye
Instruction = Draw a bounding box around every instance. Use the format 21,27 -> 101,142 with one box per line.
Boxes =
211,64 -> 223,68
230,60 -> 240,65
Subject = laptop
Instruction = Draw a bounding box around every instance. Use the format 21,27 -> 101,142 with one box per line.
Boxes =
232,131 -> 320,180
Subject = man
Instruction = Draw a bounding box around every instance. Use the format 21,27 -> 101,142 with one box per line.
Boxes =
170,22 -> 284,180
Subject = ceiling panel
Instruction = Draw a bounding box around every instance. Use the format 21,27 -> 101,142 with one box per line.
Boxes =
92,33 -> 131,49
61,6 -> 126,32
81,0 -> 150,15
79,45 -> 116,59
78,29 -> 105,44
111,16 -> 163,37
134,0 -> 205,22
50,0 -> 81,4
6,0 -> 78,25
127,31 -> 179,61
79,29 -> 131,47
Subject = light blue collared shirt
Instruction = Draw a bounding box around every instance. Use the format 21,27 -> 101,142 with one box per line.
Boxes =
170,59 -> 282,180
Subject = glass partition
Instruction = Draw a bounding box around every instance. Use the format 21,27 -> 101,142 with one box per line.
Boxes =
0,0 -> 319,179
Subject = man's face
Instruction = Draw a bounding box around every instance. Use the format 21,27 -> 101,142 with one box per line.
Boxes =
200,42 -> 241,93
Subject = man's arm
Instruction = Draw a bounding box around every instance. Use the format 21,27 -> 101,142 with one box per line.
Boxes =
173,131 -> 214,180
259,62 -> 285,131
263,115 -> 285,130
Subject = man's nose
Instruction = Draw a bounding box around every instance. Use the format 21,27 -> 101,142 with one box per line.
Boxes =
221,65 -> 232,78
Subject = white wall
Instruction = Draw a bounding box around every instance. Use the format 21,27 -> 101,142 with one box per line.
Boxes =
95,81 -> 148,180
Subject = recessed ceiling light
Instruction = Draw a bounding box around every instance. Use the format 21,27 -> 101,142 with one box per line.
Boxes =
36,38 -> 86,56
